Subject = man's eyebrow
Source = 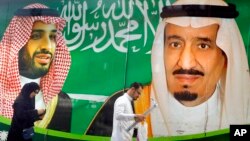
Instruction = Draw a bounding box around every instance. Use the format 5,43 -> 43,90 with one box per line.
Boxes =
51,29 -> 57,33
196,37 -> 212,43
164,35 -> 183,45
166,35 -> 182,40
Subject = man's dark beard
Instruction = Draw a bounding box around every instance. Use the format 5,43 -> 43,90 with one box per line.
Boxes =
174,91 -> 198,101
18,48 -> 50,79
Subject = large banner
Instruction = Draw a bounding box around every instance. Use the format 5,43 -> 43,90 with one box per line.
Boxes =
0,0 -> 249,141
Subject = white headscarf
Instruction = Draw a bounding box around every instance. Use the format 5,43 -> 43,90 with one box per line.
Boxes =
151,0 -> 250,136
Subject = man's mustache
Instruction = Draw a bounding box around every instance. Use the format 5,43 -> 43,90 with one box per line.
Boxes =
173,69 -> 204,76
34,49 -> 53,56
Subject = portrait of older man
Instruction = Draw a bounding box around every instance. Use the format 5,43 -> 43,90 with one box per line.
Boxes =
150,0 -> 250,136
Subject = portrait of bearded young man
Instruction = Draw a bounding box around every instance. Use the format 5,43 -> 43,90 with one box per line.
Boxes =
0,3 -> 72,132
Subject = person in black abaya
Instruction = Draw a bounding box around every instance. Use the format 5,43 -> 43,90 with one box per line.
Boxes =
7,82 -> 46,141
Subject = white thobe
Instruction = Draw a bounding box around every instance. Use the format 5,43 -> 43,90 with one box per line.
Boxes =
151,88 -> 222,136
111,93 -> 135,141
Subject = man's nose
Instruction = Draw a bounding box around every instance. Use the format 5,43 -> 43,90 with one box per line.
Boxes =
177,46 -> 197,69
40,37 -> 52,50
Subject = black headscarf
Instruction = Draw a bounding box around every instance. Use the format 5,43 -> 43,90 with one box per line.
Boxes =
14,82 -> 40,107
20,82 -> 40,98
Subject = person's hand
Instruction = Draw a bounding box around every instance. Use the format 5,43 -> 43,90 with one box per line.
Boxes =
37,109 -> 46,115
37,109 -> 46,119
135,114 -> 145,122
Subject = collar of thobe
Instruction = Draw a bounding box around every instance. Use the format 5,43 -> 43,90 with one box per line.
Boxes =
125,93 -> 133,102
20,75 -> 41,87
